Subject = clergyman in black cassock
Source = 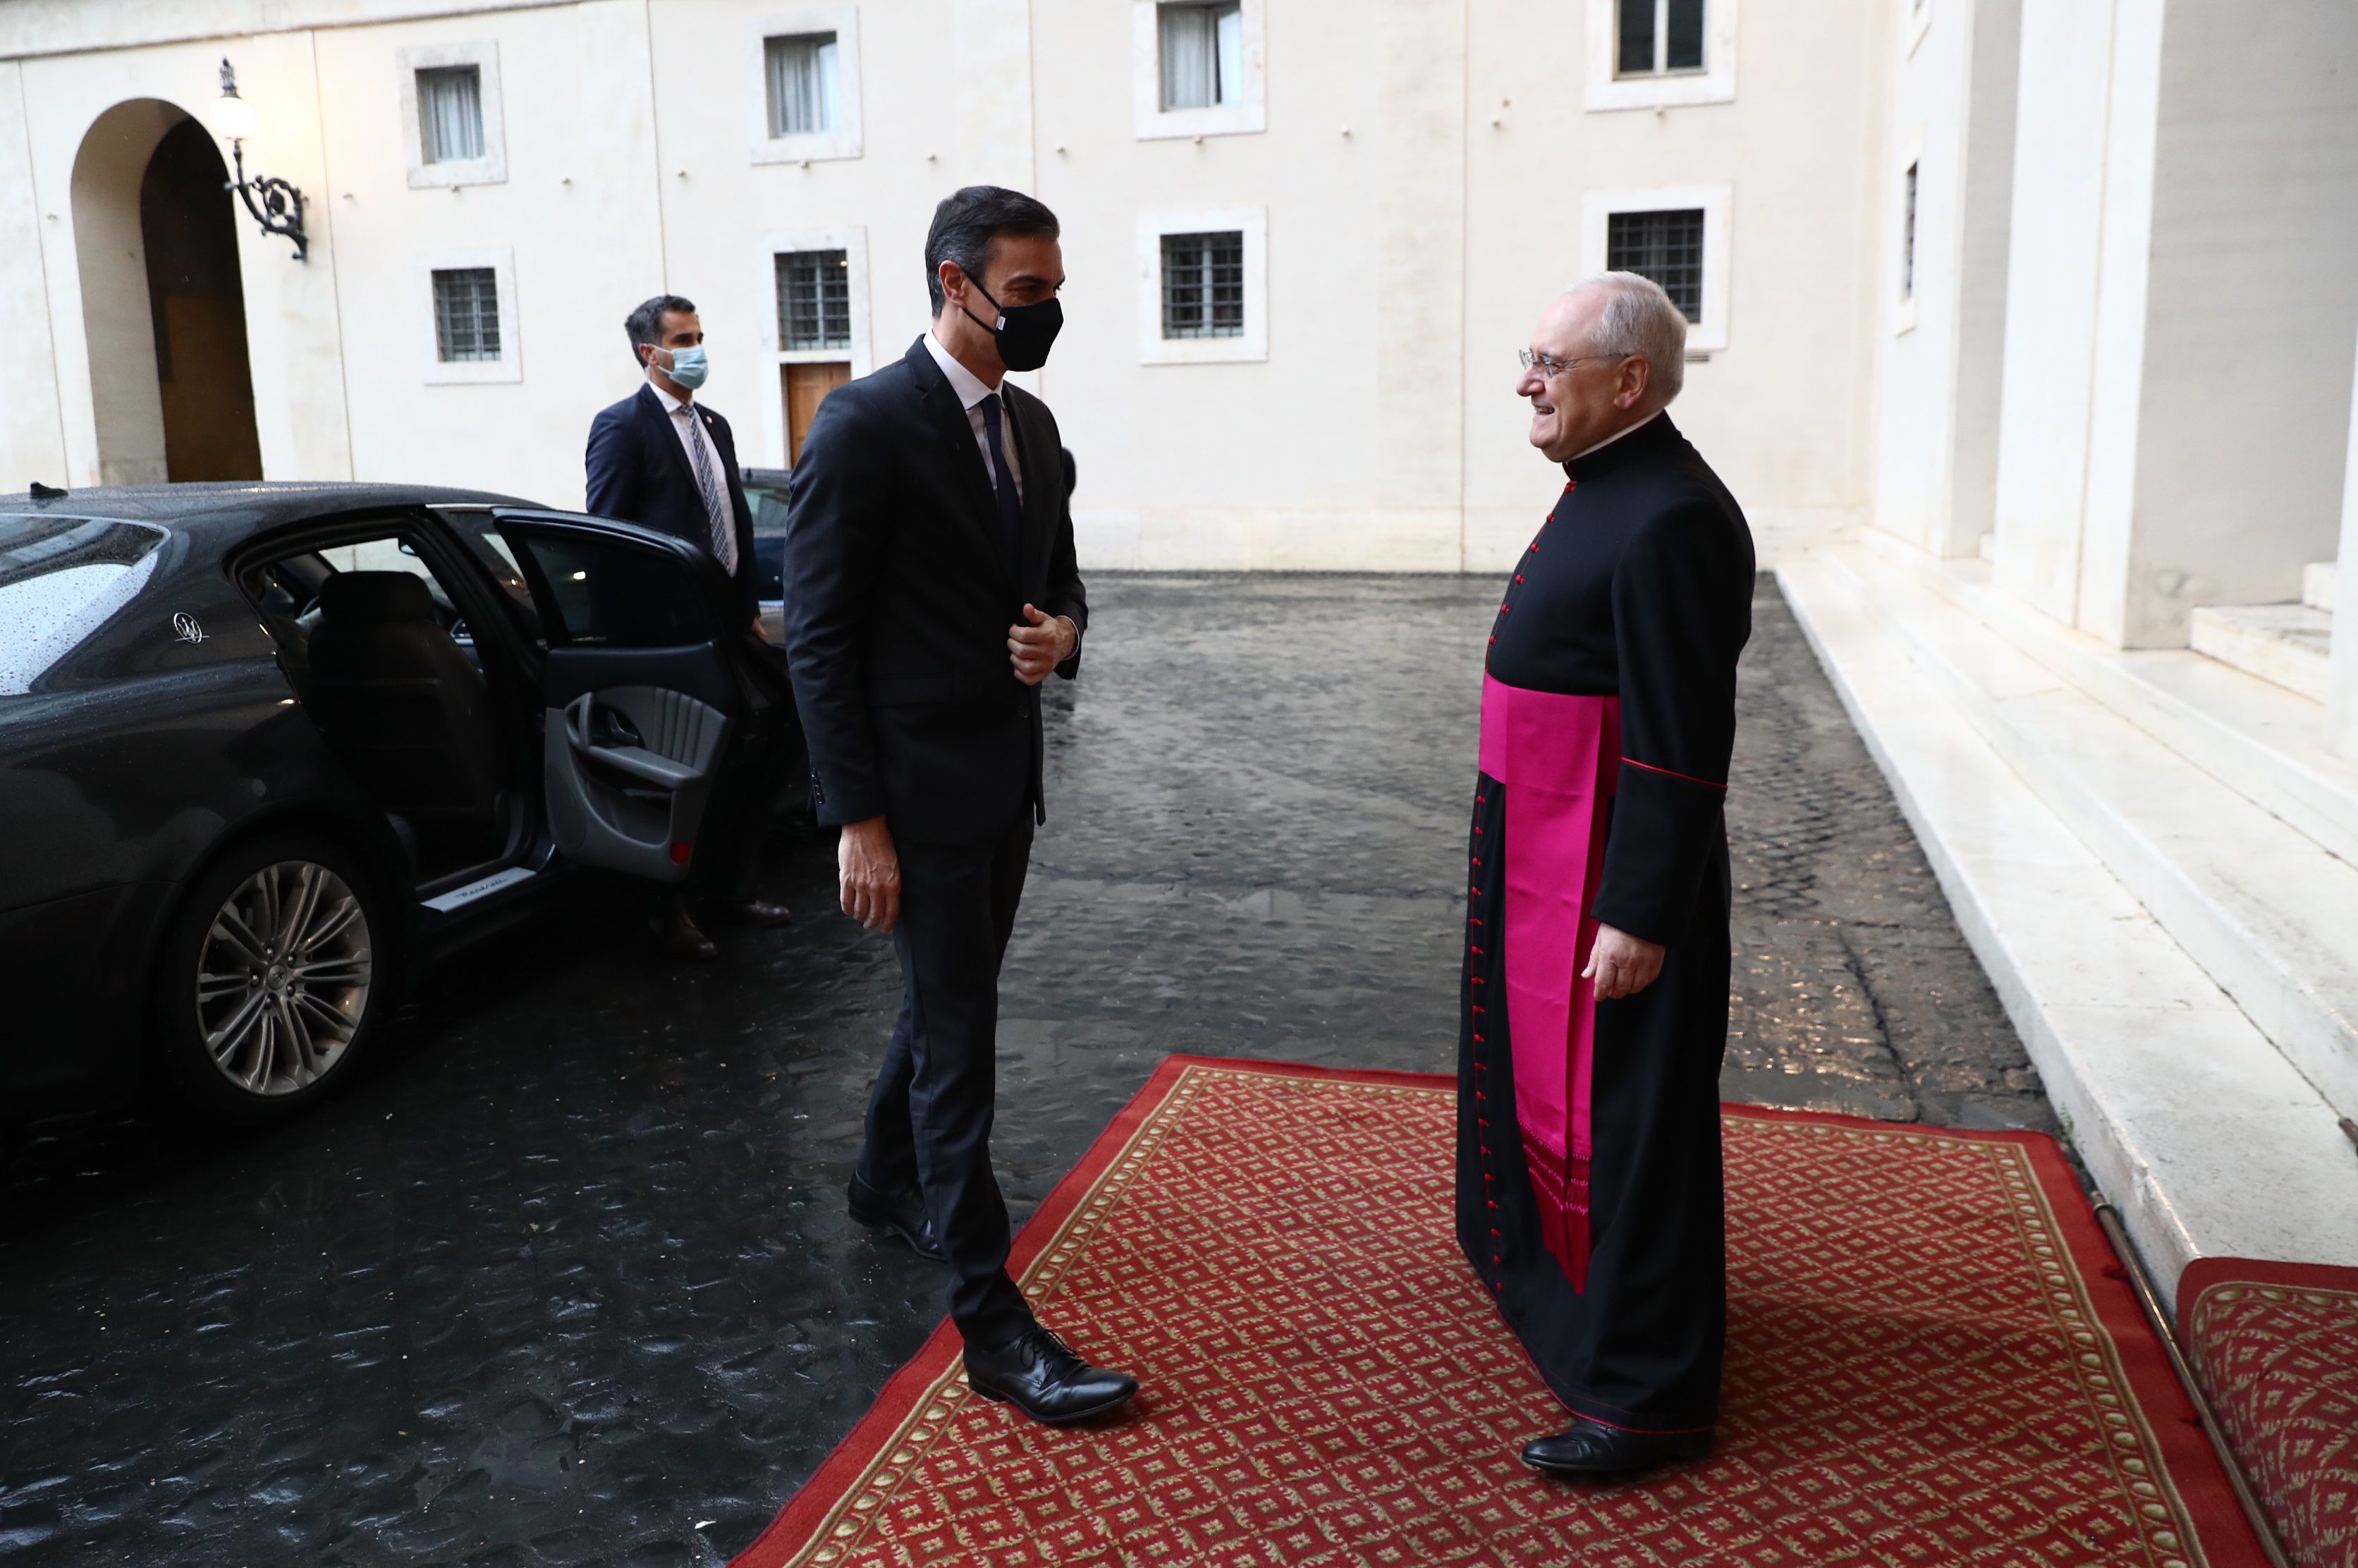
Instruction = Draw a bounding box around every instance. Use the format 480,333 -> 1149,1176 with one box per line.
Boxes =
779,186 -> 1136,1427
1460,274 -> 1755,1477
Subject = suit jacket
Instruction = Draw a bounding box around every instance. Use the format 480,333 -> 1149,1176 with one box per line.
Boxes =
781,336 -> 1088,843
585,383 -> 760,619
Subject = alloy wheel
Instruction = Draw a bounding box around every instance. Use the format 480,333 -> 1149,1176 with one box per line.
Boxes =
193,859 -> 373,1096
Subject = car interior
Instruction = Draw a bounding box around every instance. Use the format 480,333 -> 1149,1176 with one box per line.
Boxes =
244,529 -> 534,889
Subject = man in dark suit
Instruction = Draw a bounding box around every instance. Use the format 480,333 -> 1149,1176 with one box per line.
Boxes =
586,295 -> 795,958
781,187 -> 1135,1426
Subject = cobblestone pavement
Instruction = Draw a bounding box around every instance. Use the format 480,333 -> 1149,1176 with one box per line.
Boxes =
0,574 -> 2041,1567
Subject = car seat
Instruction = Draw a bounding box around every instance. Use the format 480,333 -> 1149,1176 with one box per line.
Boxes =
305,570 -> 505,823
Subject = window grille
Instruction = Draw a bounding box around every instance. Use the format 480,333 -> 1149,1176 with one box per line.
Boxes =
765,32 -> 841,137
1605,209 -> 1706,321
1159,1 -> 1243,111
776,250 -> 852,350
432,268 -> 501,362
417,66 -> 486,164
1616,0 -> 1705,77
1901,162 -> 1919,302
1160,231 -> 1245,339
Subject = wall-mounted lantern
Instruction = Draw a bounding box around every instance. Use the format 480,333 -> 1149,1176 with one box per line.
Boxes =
213,59 -> 308,262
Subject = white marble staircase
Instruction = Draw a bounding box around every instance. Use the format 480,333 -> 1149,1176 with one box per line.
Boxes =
1778,537 -> 2358,1306
2187,561 -> 2335,702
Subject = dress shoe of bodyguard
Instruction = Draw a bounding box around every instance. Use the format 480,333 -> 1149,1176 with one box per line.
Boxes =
847,1175 -> 946,1263
964,1327 -> 1138,1426
1521,1418 -> 1714,1478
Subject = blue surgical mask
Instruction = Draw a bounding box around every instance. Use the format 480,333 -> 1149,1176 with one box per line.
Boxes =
656,344 -> 709,391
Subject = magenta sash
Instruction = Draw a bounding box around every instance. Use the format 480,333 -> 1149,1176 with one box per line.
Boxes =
1478,673 -> 1620,1291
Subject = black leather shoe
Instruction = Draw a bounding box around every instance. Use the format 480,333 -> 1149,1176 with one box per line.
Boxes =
963,1326 -> 1138,1426
1520,1419 -> 1713,1478
846,1175 -> 946,1263
649,902 -> 718,961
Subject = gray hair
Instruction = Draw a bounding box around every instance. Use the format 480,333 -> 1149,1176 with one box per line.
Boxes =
1571,271 -> 1687,404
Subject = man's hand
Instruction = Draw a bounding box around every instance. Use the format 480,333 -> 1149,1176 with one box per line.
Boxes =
1582,923 -> 1666,1000
1008,603 -> 1077,686
750,616 -> 769,642
838,816 -> 900,933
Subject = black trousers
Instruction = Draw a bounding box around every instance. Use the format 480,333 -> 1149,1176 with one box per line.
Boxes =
685,649 -> 802,905
856,816 -> 1037,1347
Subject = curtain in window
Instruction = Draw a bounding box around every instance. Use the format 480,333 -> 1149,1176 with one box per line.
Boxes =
417,66 -> 485,164
1159,4 -> 1218,111
767,33 -> 840,137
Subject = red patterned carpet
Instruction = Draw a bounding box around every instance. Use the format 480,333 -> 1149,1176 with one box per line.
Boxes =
2180,1258 -> 2358,1568
734,1059 -> 2267,1567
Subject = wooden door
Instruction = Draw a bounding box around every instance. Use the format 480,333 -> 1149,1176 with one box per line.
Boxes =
783,361 -> 852,463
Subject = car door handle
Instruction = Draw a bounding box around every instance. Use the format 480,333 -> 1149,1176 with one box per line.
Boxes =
563,693 -> 698,788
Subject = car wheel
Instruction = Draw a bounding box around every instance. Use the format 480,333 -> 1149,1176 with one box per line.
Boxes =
152,833 -> 388,1127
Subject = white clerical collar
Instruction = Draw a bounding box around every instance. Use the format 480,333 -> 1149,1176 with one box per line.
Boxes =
1570,409 -> 1662,463
924,329 -> 1001,410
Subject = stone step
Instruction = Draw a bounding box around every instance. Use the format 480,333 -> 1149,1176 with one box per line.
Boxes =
2304,560 -> 2338,612
1824,544 -> 2358,1126
2189,603 -> 2331,702
1778,551 -> 2358,1300
1860,529 -> 2358,869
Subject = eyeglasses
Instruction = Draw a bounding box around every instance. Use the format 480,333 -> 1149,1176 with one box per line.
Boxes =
1517,348 -> 1628,377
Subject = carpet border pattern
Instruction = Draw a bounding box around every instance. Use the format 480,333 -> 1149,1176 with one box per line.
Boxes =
730,1056 -> 2264,1568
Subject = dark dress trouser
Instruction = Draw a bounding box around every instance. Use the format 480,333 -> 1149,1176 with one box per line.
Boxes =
684,647 -> 801,905
856,814 -> 1037,1348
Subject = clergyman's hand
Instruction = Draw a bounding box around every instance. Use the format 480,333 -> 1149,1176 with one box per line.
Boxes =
1582,923 -> 1666,1000
838,816 -> 901,933
1008,603 -> 1076,687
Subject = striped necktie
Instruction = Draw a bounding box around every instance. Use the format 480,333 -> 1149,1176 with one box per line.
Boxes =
678,405 -> 738,575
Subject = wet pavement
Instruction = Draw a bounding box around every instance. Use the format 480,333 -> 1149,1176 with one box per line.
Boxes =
0,574 -> 2042,1567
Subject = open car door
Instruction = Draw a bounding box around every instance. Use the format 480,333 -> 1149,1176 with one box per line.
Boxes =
493,510 -> 744,884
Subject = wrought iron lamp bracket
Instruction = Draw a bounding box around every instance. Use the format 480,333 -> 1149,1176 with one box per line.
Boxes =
215,59 -> 307,262
225,140 -> 308,262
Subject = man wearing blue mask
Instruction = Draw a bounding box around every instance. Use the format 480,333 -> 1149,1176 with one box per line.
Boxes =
586,295 -> 795,957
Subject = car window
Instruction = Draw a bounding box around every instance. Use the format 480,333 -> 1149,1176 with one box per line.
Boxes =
503,529 -> 710,648
429,506 -> 540,632
0,515 -> 170,696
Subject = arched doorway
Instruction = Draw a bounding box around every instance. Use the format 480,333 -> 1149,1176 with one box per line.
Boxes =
70,100 -> 262,484
141,118 -> 262,481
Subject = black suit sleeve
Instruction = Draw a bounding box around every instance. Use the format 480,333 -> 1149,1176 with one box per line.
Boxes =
1590,504 -> 1745,946
584,404 -> 639,522
780,391 -> 891,826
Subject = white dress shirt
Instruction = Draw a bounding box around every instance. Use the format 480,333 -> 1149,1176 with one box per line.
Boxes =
648,379 -> 738,573
922,330 -> 1022,498
922,331 -> 1079,656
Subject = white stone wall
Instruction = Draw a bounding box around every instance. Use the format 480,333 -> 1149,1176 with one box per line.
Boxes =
1,0 -> 1887,571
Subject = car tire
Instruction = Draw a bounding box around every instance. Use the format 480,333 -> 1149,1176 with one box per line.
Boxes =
150,831 -> 390,1128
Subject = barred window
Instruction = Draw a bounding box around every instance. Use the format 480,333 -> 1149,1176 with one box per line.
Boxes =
1616,0 -> 1706,77
776,250 -> 851,350
417,66 -> 485,164
1901,162 -> 1919,302
765,32 -> 841,137
1160,231 -> 1245,339
1605,209 -> 1705,321
432,268 -> 502,362
1159,1 -> 1243,111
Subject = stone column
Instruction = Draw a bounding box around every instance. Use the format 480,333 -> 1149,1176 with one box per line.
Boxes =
1993,0 -> 2358,647
2332,332 -> 2358,759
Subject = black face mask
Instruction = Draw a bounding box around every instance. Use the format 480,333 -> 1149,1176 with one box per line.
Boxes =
961,280 -> 1063,373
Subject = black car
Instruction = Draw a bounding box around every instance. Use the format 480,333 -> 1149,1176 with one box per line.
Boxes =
743,466 -> 791,644
0,482 -> 792,1127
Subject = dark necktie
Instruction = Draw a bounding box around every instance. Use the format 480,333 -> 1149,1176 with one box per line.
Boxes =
977,393 -> 1025,585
